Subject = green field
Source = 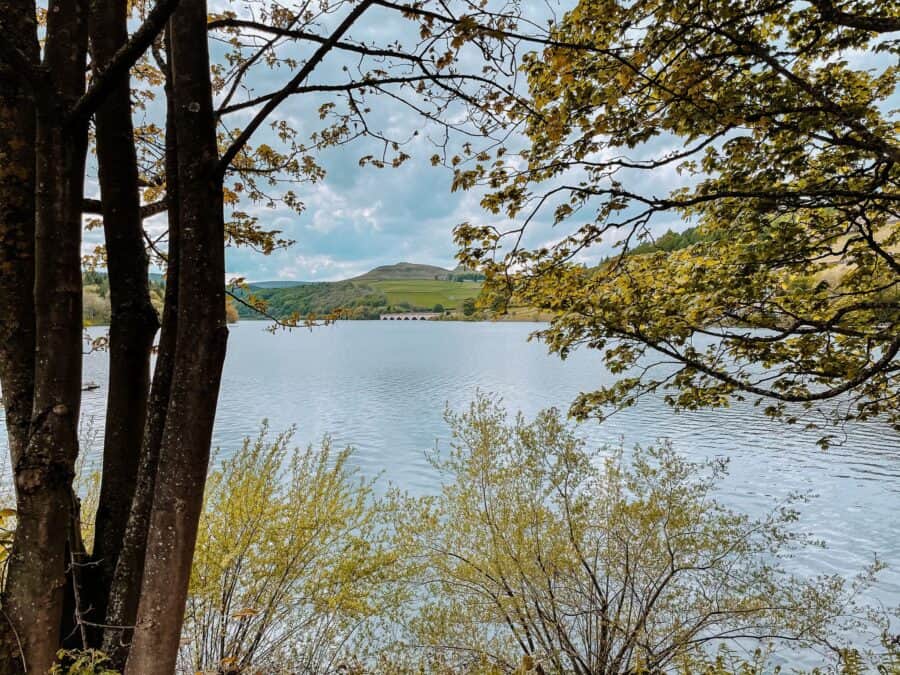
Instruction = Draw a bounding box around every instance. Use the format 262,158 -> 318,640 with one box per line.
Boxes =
233,277 -> 484,320
369,280 -> 481,310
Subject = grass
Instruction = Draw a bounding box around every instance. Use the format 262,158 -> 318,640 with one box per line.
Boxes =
369,280 -> 482,310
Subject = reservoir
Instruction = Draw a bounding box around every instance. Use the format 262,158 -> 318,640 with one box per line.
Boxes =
2,320 -> 898,633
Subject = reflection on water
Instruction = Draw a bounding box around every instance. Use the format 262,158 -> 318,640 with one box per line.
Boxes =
3,321 -> 899,624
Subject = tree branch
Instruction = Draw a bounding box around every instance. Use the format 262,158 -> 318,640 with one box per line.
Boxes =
216,0 -> 375,177
217,73 -> 489,117
67,0 -> 181,127
369,0 -> 624,54
83,198 -> 167,220
627,329 -> 900,405
809,0 -> 900,32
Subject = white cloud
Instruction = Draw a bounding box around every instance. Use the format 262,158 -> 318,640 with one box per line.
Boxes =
306,183 -> 383,234
276,253 -> 370,281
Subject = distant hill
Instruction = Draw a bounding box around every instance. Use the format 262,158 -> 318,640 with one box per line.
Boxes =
353,262 -> 456,281
233,277 -> 482,321
80,234 -> 707,324
232,236 -> 709,322
232,262 -> 484,321
248,280 -> 312,289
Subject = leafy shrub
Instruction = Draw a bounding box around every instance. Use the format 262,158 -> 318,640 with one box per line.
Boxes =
50,650 -> 118,675
179,426 -> 403,674
383,395 -> 887,674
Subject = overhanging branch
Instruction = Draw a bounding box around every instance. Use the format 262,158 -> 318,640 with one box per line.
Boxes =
67,0 -> 181,127
215,0 -> 375,176
810,0 -> 900,32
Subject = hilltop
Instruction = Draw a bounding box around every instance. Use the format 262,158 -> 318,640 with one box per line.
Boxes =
353,262 -> 455,281
245,263 -> 483,291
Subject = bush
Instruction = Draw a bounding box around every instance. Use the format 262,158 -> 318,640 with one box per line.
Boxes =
225,296 -> 239,323
50,650 -> 117,675
82,287 -> 111,325
179,426 -> 403,674
383,395 -> 885,674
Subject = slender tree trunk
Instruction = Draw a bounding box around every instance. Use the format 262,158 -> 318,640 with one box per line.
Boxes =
1,0 -> 90,670
125,0 -> 228,669
0,0 -> 38,470
85,0 -> 160,636
102,31 -> 181,666
0,0 -> 39,669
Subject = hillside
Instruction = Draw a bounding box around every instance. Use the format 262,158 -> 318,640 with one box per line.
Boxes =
249,280 -> 312,289
352,262 -> 454,281
371,279 -> 480,309
83,235 -> 704,324
235,276 -> 482,320
236,234 -> 713,322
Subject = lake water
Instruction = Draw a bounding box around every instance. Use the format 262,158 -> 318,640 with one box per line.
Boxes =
3,320 -> 899,644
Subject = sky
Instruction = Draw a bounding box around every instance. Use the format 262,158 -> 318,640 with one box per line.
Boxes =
210,0 -> 580,283
90,0 -> 610,283
83,0 -> 895,284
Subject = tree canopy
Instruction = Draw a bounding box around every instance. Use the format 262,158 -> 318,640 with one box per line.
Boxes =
455,0 -> 900,440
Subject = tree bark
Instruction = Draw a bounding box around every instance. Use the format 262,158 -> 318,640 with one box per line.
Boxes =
1,0 -> 90,670
125,0 -> 228,670
85,0 -> 160,636
0,0 -> 38,670
102,29 -> 181,667
0,0 -> 38,472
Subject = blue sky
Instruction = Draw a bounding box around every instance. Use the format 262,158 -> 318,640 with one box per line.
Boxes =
83,1 -> 895,284
209,1 -> 570,283
85,1 -> 553,282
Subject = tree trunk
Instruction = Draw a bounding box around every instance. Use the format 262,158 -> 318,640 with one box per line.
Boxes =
0,0 -> 38,471
102,29 -> 181,667
1,0 -> 90,670
85,0 -> 160,636
125,0 -> 228,670
0,1 -> 39,670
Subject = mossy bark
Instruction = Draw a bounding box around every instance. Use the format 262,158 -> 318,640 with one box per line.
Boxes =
85,0 -> 160,638
125,0 -> 228,670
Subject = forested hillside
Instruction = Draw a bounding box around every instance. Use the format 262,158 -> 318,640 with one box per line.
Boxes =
234,277 -> 482,320
82,271 -> 166,325
235,281 -> 389,320
81,237 -> 702,325
235,236 -> 705,322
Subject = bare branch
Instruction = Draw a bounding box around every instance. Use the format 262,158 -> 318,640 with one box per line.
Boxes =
83,198 -> 168,220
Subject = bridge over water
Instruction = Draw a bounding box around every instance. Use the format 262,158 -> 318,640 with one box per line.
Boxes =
379,312 -> 442,320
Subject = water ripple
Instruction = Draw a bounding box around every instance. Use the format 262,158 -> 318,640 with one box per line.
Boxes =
1,320 -> 897,636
